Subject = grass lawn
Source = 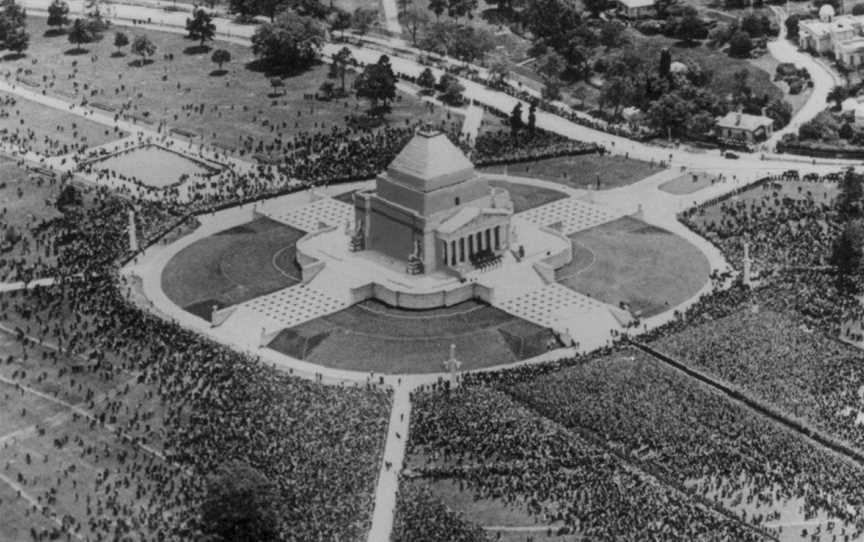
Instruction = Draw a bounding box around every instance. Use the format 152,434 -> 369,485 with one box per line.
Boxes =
13,17 -> 454,159
487,180 -> 567,212
161,216 -> 305,317
480,154 -> 662,190
0,317 -> 179,542
691,179 -> 838,231
0,482 -> 60,542
0,91 -> 122,156
268,299 -> 560,373
0,157 -> 94,281
555,216 -> 710,316
659,171 -> 721,195
0,416 -> 186,541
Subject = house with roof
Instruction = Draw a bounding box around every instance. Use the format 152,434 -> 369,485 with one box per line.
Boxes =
715,112 -> 774,144
798,7 -> 864,66
617,0 -> 655,18
351,129 -> 513,275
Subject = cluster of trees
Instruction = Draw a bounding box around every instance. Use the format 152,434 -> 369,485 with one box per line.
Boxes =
0,0 -> 29,56
416,67 -> 465,104
596,48 -> 789,138
251,8 -> 325,73
418,21 -> 494,63
230,0 -> 327,21
831,170 -> 864,293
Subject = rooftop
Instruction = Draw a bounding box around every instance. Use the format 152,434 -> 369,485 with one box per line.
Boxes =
385,130 -> 476,193
618,0 -> 655,8
716,112 -> 774,132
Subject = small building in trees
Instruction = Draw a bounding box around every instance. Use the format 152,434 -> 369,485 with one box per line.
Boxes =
715,111 -> 774,144
617,0 -> 655,18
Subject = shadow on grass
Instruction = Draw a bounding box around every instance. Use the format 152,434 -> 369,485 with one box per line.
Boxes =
672,40 -> 703,49
2,52 -> 25,61
110,50 -> 125,58
244,57 -> 324,78
183,44 -> 212,55
43,28 -> 67,37
64,47 -> 89,56
209,69 -> 227,76
128,58 -> 155,67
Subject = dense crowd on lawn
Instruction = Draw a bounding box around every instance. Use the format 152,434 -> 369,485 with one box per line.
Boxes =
682,176 -> 840,273
509,350 -> 864,539
393,483 -> 491,542
0,189 -> 392,541
405,386 -> 769,541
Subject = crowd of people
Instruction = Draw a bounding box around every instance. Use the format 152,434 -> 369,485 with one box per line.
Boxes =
0,189 -> 393,541
404,386 -> 769,542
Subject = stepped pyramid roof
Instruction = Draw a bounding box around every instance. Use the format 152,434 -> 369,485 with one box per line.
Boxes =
385,129 -> 476,192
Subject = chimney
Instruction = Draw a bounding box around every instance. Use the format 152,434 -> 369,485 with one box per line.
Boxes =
736,112 -> 742,126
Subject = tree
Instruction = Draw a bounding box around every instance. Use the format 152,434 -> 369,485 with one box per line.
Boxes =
509,102 -> 523,135
113,30 -> 128,54
403,4 -> 428,45
764,98 -> 792,129
676,8 -> 706,45
838,169 -> 863,219
659,48 -> 671,78
527,102 -> 537,135
599,19 -> 627,48
417,67 -> 436,93
728,31 -> 753,58
329,46 -> 353,92
439,75 -> 464,104
251,10 -> 324,73
831,220 -> 864,293
200,461 -> 280,542
600,75 -> 633,117
56,183 -> 82,209
536,49 -> 564,101
447,0 -> 477,19
731,68 -> 750,103
740,13 -> 770,38
229,0 -> 255,17
397,0 -> 411,15
186,9 -> 215,46
67,18 -> 91,51
211,48 -> 231,69
5,25 -> 27,53
354,54 -> 396,115
853,2 -> 864,14
785,14 -> 801,39
489,59 -> 509,86
46,0 -> 69,32
351,7 -> 377,34
131,34 -> 156,65
827,85 -> 849,110
686,110 -> 715,136
0,0 -> 26,44
646,92 -> 691,137
429,0 -> 446,20
583,0 -> 608,17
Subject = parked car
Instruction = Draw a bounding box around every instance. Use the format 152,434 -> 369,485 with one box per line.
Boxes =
723,151 -> 739,159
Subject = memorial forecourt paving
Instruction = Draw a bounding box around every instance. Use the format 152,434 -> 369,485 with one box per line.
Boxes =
160,176 -> 711,373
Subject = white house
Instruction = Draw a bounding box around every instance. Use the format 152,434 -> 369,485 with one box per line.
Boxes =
617,0 -> 655,18
715,112 -> 774,144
